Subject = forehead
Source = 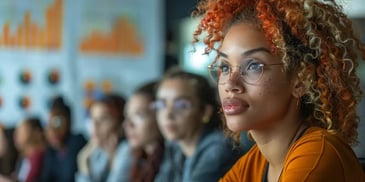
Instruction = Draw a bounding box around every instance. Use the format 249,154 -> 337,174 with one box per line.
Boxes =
157,78 -> 197,99
127,94 -> 151,110
220,22 -> 269,54
17,122 -> 28,130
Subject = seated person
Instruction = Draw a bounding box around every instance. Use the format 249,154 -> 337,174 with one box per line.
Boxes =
123,81 -> 165,182
154,68 -> 244,182
14,117 -> 46,182
40,96 -> 86,182
76,94 -> 131,182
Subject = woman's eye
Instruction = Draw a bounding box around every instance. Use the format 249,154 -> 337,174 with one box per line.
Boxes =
174,99 -> 191,110
152,100 -> 165,111
218,63 -> 230,74
246,62 -> 262,72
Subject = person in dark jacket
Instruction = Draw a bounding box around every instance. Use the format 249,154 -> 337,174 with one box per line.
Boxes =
40,96 -> 86,182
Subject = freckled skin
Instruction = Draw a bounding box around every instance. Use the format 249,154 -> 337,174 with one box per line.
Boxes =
218,22 -> 295,132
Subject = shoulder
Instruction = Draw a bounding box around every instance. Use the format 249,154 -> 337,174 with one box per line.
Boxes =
187,130 -> 248,181
219,145 -> 266,182
198,130 -> 244,159
231,144 -> 263,169
198,130 -> 237,152
288,127 -> 354,157
70,133 -> 87,144
283,127 -> 364,181
114,140 -> 131,160
67,134 -> 87,150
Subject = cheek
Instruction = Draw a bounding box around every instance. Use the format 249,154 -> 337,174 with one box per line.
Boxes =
99,125 -> 112,136
218,85 -> 225,101
178,111 -> 201,130
15,133 -> 26,145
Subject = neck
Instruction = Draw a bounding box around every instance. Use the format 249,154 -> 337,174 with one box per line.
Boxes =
250,106 -> 305,169
178,126 -> 203,157
253,122 -> 304,167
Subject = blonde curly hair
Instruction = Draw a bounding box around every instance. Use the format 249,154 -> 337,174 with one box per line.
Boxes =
192,0 -> 365,144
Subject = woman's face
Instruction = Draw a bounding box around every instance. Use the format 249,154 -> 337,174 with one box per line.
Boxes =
90,103 -> 118,147
14,122 -> 30,151
46,114 -> 68,148
217,22 -> 295,132
123,94 -> 159,149
156,78 -> 204,142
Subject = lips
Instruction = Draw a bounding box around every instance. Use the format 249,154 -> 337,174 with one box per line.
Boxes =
222,98 -> 249,115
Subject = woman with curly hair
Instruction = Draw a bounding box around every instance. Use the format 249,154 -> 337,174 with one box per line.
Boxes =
193,0 -> 365,181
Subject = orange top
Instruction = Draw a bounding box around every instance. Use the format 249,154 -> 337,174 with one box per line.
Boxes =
220,127 -> 365,182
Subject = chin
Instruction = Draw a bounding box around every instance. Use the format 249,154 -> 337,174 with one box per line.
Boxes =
225,115 -> 250,132
129,141 -> 139,148
163,133 -> 178,142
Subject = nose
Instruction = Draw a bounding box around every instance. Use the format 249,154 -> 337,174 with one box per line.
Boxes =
224,71 -> 245,94
123,119 -> 134,129
157,104 -> 175,123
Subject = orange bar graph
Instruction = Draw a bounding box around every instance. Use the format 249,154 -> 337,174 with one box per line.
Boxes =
0,0 -> 63,49
79,17 -> 144,55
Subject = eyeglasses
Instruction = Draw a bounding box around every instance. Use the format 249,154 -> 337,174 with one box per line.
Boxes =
151,98 -> 192,113
208,59 -> 283,84
48,116 -> 65,129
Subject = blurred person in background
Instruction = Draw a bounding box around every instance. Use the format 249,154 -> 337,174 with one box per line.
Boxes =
76,94 -> 131,182
13,117 -> 46,182
0,124 -> 18,178
154,68 -> 243,182
0,124 -> 7,159
40,96 -> 86,182
123,81 -> 164,182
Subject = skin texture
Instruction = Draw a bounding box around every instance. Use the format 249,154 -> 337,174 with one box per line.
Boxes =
123,93 -> 160,154
218,22 -> 297,132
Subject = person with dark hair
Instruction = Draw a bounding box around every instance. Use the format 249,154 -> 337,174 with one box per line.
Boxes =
154,67 -> 243,181
0,124 -> 18,181
0,124 -> 7,158
193,0 -> 365,181
76,93 -> 131,182
40,96 -> 86,182
123,81 -> 164,182
13,117 -> 46,182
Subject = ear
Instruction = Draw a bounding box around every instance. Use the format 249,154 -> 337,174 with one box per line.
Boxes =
292,78 -> 305,99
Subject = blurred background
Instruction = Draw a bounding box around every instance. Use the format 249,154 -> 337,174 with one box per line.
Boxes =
0,0 -> 364,154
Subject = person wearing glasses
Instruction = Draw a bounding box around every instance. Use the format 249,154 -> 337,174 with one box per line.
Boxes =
123,81 -> 164,182
193,0 -> 365,181
40,96 -> 87,182
153,68 -> 244,182
76,94 -> 131,182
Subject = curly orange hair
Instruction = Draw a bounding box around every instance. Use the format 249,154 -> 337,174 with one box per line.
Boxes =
193,0 -> 365,144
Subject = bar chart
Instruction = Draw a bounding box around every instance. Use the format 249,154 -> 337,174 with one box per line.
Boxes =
0,0 -> 62,49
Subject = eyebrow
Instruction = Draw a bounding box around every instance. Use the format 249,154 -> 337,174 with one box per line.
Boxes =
218,47 -> 271,58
